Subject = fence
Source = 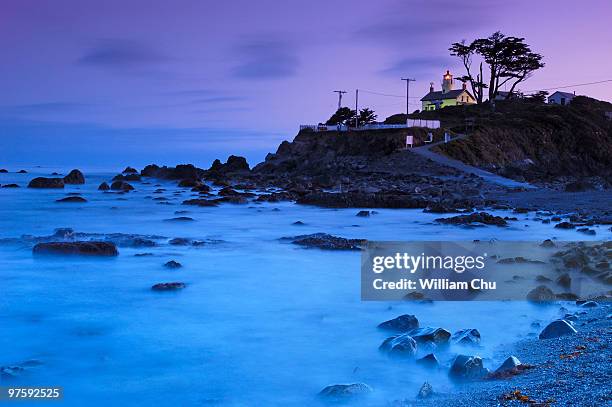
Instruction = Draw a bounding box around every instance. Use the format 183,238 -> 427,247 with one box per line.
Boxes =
299,119 -> 441,132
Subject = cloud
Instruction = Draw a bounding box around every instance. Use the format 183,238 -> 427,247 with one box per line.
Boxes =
0,102 -> 91,116
380,55 -> 457,76
77,39 -> 168,68
231,39 -> 298,80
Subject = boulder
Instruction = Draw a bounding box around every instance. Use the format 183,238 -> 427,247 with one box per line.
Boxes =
287,233 -> 365,251
417,382 -> 433,399
526,285 -> 555,302
151,282 -> 186,291
98,182 -> 110,191
178,179 -> 201,188
554,222 -> 575,229
33,241 -> 118,256
416,353 -> 439,368
407,327 -> 451,345
225,155 -> 250,172
556,273 -> 571,288
1,184 -> 19,188
449,354 -> 489,380
63,169 -> 85,184
122,166 -> 138,174
538,319 -> 577,339
182,199 -> 219,207
164,217 -> 194,222
110,181 -> 134,191
318,383 -> 373,401
436,212 -> 507,227
452,328 -> 481,346
356,210 -> 371,217
27,177 -> 64,188
55,196 -> 87,203
377,314 -> 419,332
495,356 -> 522,373
17,169 -> 27,173
379,333 -> 417,358
164,260 -> 182,269
0,169 -> 7,173
579,300 -> 599,308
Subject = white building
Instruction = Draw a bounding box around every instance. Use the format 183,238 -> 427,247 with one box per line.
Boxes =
547,91 -> 576,106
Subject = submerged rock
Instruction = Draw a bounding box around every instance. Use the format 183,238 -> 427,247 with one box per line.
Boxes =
33,241 -> 118,256
356,210 -> 371,217
286,233 -> 365,251
63,169 -> 85,184
1,184 -> 19,188
164,260 -> 182,269
379,333 -> 417,358
28,177 -> 64,188
538,319 -> 577,339
164,216 -> 194,222
449,354 -> 489,380
110,181 -> 134,192
318,383 -> 373,401
98,182 -> 110,191
452,328 -> 481,346
151,282 -> 186,291
377,314 -> 419,332
416,353 -> 439,368
56,196 -> 87,203
436,212 -> 507,227
182,198 -> 219,207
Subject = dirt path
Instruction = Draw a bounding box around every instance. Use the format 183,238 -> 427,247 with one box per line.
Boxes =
410,135 -> 537,190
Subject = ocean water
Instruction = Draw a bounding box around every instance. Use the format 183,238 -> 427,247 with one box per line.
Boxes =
0,169 -> 608,406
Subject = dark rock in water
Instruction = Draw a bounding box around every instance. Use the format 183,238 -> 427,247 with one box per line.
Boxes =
407,327 -> 451,345
539,319 -> 577,339
63,169 -> 85,184
0,168 -> 7,173
98,182 -> 110,191
513,207 -> 530,214
56,196 -> 87,203
556,273 -> 571,288
1,184 -> 19,188
141,164 -> 203,180
555,292 -> 579,301
33,241 -> 118,256
191,184 -> 210,193
113,174 -> 125,181
540,239 -> 556,248
424,203 -> 463,213
377,314 -> 419,332
554,222 -> 575,229
164,216 -> 194,222
318,383 -> 373,401
436,212 -> 507,227
379,333 -> 417,358
449,354 -> 489,380
151,282 -> 186,291
579,300 -> 599,308
178,179 -> 201,188
526,285 -> 555,302
287,233 -> 365,251
356,210 -> 371,217
564,180 -> 594,192
577,227 -> 596,235
124,173 -> 141,181
297,191 -> 427,209
164,260 -> 182,269
452,328 -> 481,346
28,177 -> 64,188
292,221 -> 305,225
208,155 -> 250,174
134,253 -> 153,257
17,169 -> 27,173
417,382 -> 433,399
169,238 -> 191,246
182,198 -> 219,207
416,353 -> 439,368
495,356 -> 522,373
535,275 -> 552,282
123,166 -> 138,174
110,181 -> 134,191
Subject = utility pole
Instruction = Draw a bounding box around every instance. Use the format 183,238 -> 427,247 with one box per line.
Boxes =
355,89 -> 359,128
333,90 -> 347,110
401,77 -> 416,116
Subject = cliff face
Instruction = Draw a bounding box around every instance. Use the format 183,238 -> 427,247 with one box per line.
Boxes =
253,127 -> 442,178
430,97 -> 612,186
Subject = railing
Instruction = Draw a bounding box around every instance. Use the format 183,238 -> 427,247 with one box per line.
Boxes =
300,119 -> 441,132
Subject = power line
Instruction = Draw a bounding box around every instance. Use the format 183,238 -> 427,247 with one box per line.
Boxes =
523,79 -> 612,93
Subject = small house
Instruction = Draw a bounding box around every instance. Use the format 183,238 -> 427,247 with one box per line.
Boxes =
421,70 -> 476,111
547,91 -> 575,106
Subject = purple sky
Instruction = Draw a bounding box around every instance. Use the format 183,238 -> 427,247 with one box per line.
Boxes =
1,0 -> 611,169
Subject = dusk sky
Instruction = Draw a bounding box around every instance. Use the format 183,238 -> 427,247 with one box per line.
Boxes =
1,0 -> 611,169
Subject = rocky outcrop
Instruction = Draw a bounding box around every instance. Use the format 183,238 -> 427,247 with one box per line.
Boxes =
407,327 -> 451,345
63,169 -> 85,184
56,196 -> 87,203
452,328 -> 481,346
28,177 -> 64,188
285,233 -> 365,250
33,241 -> 118,256
449,354 -> 489,380
141,164 -> 204,180
98,182 -> 110,191
207,155 -> 250,174
318,383 -> 373,401
436,212 -> 507,227
151,282 -> 186,291
110,181 -> 134,192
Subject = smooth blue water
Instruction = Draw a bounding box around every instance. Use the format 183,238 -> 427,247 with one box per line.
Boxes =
0,169 -> 608,406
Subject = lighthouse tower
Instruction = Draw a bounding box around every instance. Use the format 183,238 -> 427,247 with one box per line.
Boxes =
441,70 -> 454,93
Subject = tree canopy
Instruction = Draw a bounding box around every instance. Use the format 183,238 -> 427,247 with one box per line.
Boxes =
450,32 -> 544,103
325,107 -> 377,126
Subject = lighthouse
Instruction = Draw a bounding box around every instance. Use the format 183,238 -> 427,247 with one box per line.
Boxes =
442,70 -> 454,93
